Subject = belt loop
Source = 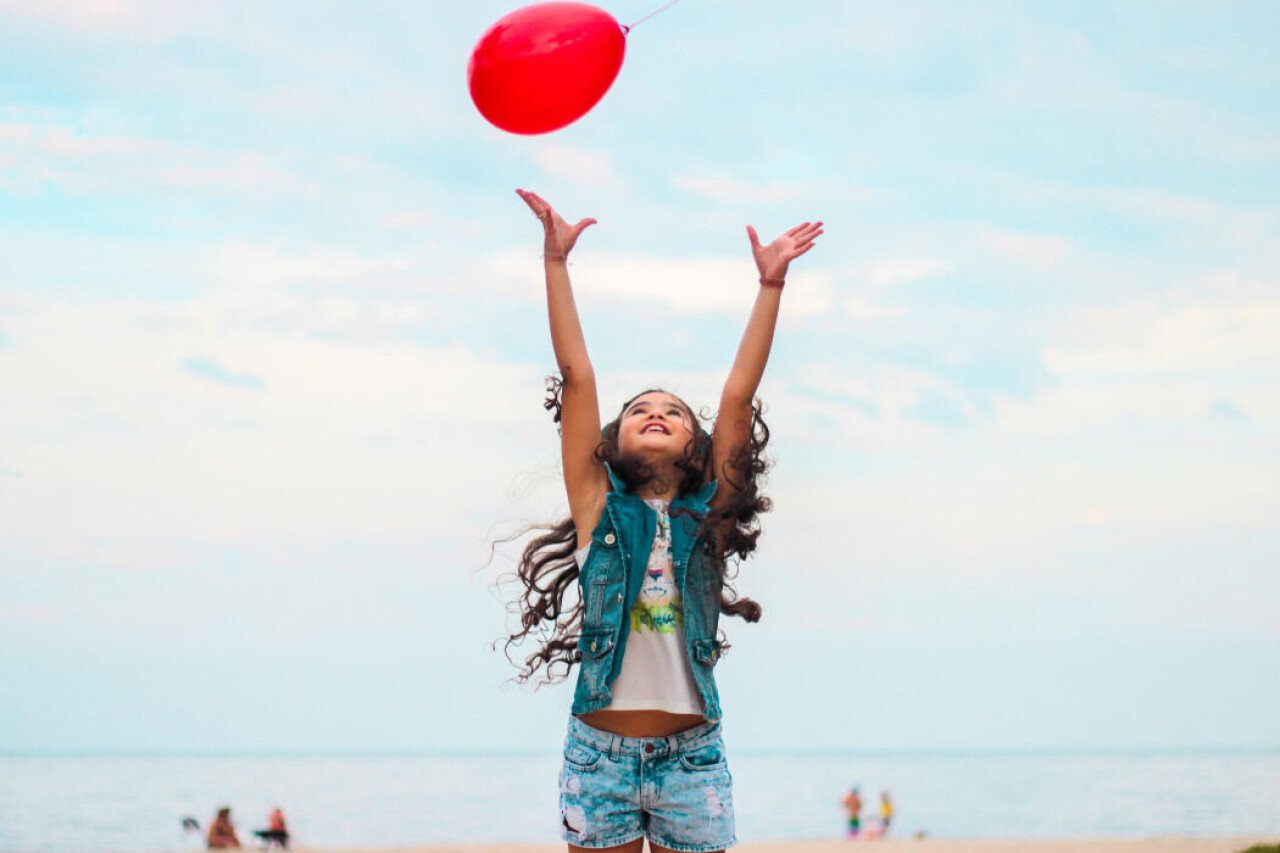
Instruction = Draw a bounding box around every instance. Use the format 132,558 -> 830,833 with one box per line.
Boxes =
610,734 -> 622,762
666,734 -> 679,755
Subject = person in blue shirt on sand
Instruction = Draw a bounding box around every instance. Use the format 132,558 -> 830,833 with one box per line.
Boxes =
505,188 -> 822,853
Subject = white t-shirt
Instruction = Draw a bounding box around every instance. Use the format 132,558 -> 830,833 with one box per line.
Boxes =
575,499 -> 704,715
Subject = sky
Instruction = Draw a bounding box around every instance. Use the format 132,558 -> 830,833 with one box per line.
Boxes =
2,0 -> 1278,754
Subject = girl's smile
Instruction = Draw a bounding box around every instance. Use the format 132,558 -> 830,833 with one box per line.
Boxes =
618,392 -> 694,455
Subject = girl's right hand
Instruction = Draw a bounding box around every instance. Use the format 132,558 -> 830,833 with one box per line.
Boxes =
516,188 -> 597,259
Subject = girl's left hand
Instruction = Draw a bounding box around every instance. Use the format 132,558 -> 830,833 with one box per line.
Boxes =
746,220 -> 824,282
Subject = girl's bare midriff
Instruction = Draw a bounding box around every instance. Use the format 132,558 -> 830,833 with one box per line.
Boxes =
577,709 -> 707,737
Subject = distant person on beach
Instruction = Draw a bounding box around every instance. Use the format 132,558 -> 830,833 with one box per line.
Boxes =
879,789 -> 894,837
506,189 -> 822,852
253,806 -> 290,849
206,807 -> 240,849
181,816 -> 202,849
843,786 -> 863,838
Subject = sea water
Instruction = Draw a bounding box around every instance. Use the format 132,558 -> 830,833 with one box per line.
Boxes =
1,750 -> 1277,851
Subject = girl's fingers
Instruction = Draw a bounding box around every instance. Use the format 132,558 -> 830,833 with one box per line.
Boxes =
515,188 -> 555,221
746,225 -> 762,250
778,220 -> 823,243
792,230 -> 823,249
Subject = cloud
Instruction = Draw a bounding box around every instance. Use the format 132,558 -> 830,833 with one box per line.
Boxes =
0,285 -> 547,569
206,242 -> 421,295
0,0 -> 219,39
673,174 -> 806,204
991,295 -> 1280,441
856,257 -> 951,290
197,241 -> 447,341
845,296 -> 909,325
1047,299 -> 1280,378
1007,177 -> 1277,252
903,386 -> 971,429
580,254 -> 836,316
976,227 -> 1074,266
182,356 -> 264,389
483,249 -> 836,317
1206,398 -> 1247,422
835,256 -> 951,326
0,604 -> 62,624
788,382 -> 880,420
0,117 -> 314,197
530,143 -> 620,189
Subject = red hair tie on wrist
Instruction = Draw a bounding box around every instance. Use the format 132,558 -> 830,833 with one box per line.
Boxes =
759,277 -> 785,288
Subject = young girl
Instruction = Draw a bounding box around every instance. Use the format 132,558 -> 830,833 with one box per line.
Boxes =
508,188 -> 822,853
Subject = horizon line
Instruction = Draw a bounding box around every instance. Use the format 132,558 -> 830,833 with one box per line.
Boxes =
5,744 -> 1278,759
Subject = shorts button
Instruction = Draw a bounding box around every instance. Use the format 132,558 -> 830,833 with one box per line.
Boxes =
644,743 -> 654,753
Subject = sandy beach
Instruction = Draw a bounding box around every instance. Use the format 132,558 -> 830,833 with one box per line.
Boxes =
301,839 -> 1274,853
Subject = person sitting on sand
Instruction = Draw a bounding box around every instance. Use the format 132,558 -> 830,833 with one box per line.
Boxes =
253,806 -> 290,850
206,807 -> 240,849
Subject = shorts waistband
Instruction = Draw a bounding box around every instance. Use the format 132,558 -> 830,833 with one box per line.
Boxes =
567,715 -> 721,757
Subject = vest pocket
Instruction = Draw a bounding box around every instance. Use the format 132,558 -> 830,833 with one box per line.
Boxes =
584,576 -> 625,630
582,545 -> 622,629
692,637 -> 722,667
580,628 -> 615,659
585,544 -> 622,581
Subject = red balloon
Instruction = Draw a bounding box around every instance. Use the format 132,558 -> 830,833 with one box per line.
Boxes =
468,3 -> 627,135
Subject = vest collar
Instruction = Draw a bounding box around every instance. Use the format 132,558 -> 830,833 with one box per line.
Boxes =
604,463 -> 718,510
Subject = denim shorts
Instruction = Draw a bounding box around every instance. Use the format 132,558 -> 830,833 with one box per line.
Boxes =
558,715 -> 736,852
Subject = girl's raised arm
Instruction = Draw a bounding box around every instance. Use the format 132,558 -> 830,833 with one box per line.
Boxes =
516,189 -> 607,546
710,219 -> 824,508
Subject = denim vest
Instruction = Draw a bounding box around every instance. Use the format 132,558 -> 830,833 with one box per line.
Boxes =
571,465 -> 726,720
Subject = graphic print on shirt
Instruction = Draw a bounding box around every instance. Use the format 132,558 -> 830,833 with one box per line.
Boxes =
630,501 -> 683,634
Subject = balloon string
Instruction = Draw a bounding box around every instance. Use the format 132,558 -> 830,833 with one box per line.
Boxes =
622,0 -> 684,32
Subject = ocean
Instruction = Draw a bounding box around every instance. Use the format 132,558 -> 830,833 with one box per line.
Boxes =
1,750 -> 1278,851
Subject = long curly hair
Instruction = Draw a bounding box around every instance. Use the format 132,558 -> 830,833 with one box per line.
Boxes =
502,376 -> 772,687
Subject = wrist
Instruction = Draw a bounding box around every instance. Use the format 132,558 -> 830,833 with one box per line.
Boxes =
543,253 -> 569,264
759,276 -> 784,288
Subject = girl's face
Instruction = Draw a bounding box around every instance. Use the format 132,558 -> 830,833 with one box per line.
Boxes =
616,392 -> 696,459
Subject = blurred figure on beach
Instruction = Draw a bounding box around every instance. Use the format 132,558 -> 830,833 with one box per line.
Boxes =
253,807 -> 290,849
205,807 -> 240,849
878,789 -> 894,837
180,816 -> 202,849
843,785 -> 863,838
270,807 -> 288,846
